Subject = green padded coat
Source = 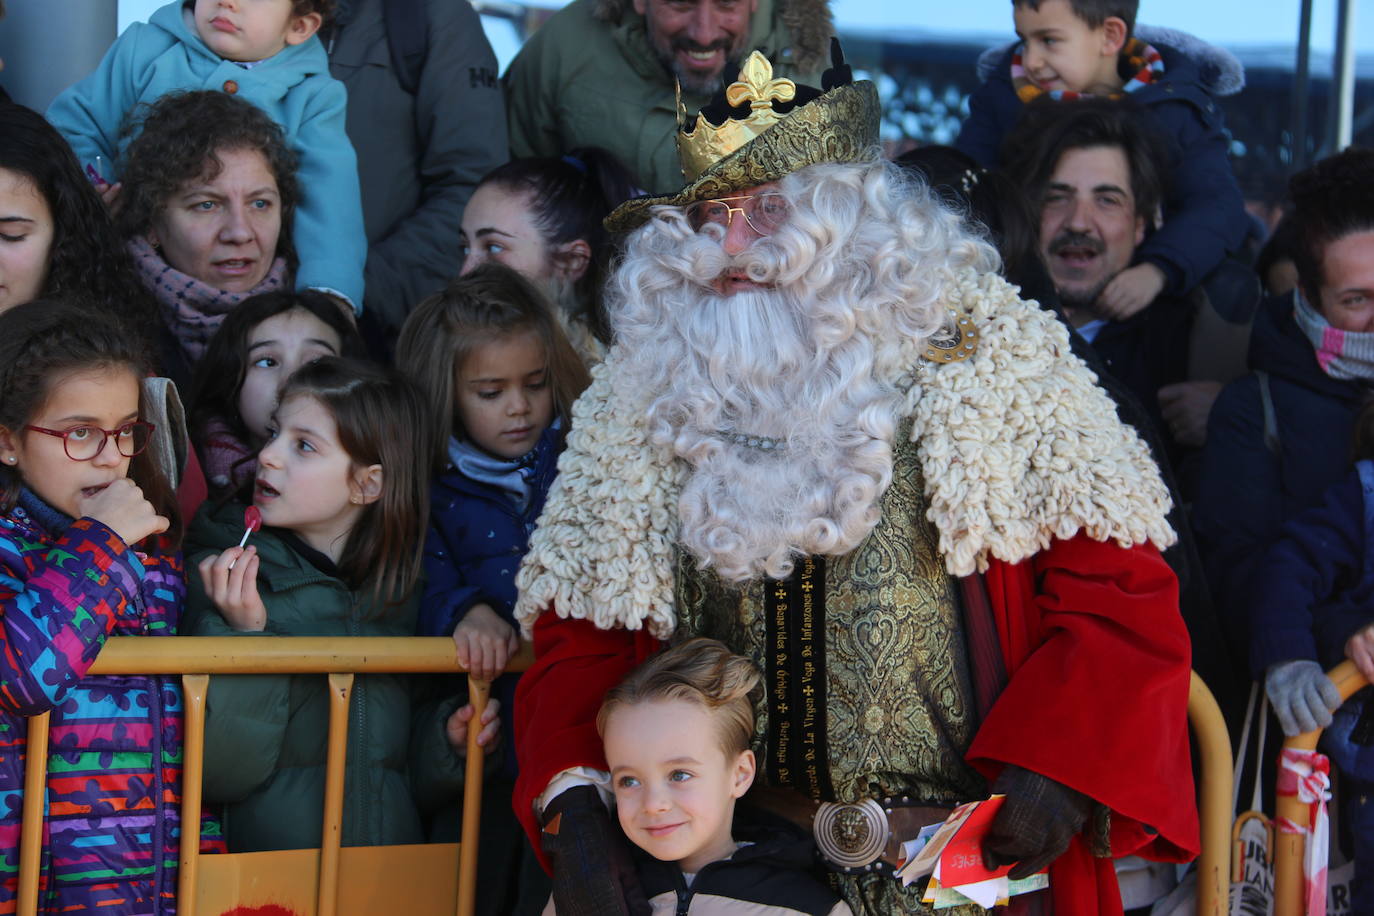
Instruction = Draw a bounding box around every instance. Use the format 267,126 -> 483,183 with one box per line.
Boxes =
184,501 -> 467,852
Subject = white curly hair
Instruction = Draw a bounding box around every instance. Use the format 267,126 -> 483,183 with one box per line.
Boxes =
607,158 -> 999,583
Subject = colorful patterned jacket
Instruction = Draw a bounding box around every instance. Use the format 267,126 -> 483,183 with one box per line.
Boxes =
0,493 -> 215,915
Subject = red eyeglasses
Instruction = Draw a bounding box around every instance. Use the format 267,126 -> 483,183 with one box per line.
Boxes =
25,422 -> 156,461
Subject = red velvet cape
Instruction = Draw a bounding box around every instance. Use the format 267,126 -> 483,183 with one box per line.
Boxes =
513,533 -> 1199,914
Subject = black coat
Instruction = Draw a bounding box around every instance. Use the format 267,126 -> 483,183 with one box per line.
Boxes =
326,0 -> 508,334
637,825 -> 850,915
1194,292 -> 1370,648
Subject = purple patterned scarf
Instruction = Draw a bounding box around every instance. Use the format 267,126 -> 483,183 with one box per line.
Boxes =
199,415 -> 258,496
128,235 -> 288,365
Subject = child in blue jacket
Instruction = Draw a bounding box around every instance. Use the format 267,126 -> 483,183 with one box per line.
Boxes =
398,263 -> 589,719
1252,399 -> 1374,911
397,263 -> 590,914
955,0 -> 1250,314
47,0 -> 365,311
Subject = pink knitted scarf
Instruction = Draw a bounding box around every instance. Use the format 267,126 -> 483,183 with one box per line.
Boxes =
1293,290 -> 1374,383
128,235 -> 288,365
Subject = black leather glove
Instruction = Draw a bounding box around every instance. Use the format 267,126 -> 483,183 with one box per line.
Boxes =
541,785 -> 649,916
981,765 -> 1093,880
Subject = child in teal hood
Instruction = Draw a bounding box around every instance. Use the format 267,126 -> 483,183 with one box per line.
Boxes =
47,0 -> 366,311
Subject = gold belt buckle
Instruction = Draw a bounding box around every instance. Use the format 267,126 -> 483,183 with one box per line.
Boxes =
813,798 -> 890,872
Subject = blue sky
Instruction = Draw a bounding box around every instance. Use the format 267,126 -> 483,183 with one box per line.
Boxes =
118,0 -> 1370,55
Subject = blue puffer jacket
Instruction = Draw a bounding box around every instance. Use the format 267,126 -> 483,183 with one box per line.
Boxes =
1250,464 -> 1374,677
1194,291 -> 1370,646
419,424 -> 565,774
1250,462 -> 1374,783
955,25 -> 1251,296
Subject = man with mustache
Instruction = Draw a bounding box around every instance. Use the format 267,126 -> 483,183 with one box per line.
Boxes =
514,48 -> 1198,916
503,0 -> 830,194
1009,101 -> 1211,462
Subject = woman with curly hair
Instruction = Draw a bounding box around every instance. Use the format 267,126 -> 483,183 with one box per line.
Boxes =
115,90 -> 308,381
47,0 -> 363,313
1195,146 -> 1374,649
0,102 -> 154,328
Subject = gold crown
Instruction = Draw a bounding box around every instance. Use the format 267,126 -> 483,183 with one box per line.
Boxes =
605,44 -> 880,233
678,52 -> 797,183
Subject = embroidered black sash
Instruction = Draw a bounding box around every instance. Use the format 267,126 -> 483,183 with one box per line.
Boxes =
764,556 -> 834,801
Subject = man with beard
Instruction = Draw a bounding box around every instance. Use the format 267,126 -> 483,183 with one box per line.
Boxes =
1007,102 -> 1212,461
502,0 -> 830,193
514,48 -> 1198,916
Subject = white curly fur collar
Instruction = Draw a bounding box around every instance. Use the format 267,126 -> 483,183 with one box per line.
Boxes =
514,269 -> 1176,639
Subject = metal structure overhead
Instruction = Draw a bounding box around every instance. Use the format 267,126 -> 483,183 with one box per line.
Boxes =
1332,0 -> 1358,151
1292,0 -> 1314,170
0,0 -> 116,112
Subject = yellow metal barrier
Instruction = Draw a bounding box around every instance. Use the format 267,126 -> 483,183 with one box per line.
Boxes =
1190,672 -> 1234,916
15,636 -> 531,916
1274,660 -> 1366,916
13,642 -> 1235,915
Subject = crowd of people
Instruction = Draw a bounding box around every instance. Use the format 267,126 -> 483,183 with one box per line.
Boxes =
0,0 -> 1371,913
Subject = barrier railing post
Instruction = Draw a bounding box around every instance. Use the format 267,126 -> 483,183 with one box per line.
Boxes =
317,672 -> 355,916
76,637 -> 534,914
1274,660 -> 1367,916
17,711 -> 49,916
456,676 -> 490,916
178,674 -> 210,916
1188,672 -> 1233,916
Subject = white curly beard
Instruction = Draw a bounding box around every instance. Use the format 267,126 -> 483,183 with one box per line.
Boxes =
611,235 -> 903,580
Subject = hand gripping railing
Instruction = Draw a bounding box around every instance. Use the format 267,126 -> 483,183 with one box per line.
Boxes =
14,636 -> 532,916
1274,660 -> 1367,916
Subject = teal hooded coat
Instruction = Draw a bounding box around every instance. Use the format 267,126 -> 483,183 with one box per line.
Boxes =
47,0 -> 366,310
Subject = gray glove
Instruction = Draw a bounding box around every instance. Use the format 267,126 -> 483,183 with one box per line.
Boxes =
1265,660 -> 1341,737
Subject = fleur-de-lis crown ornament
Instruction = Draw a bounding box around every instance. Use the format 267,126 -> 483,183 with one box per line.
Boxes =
605,40 -> 882,233
678,52 -> 797,182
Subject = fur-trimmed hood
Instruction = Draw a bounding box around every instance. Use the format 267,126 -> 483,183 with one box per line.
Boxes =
975,24 -> 1245,96
593,0 -> 832,73
514,269 -> 1177,639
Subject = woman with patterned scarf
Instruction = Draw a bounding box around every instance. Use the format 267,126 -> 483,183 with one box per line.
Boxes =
1195,147 -> 1374,661
114,90 -> 300,387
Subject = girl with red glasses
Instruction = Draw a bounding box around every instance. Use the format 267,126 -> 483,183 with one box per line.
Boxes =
0,297 -> 220,916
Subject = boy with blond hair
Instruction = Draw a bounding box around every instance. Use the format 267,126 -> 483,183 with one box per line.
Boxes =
956,0 -> 1251,320
581,639 -> 851,916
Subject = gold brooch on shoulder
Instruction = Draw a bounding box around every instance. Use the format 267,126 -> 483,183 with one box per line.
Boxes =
921,311 -> 979,364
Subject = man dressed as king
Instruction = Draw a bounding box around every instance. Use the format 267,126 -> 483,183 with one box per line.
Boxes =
512,44 -> 1199,916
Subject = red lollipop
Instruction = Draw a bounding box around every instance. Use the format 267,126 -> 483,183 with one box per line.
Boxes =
228,506 -> 263,569
237,506 -> 262,549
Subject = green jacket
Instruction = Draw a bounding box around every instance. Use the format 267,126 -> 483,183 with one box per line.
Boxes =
503,0 -> 832,194
184,502 -> 465,852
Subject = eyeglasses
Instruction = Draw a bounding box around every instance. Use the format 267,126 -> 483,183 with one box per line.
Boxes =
684,192 -> 790,237
25,422 -> 156,461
